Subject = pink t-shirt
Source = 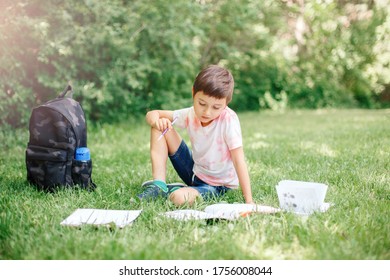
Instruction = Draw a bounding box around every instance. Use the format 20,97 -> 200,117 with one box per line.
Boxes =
173,106 -> 242,188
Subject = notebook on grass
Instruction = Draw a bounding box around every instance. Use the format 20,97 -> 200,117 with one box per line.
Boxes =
163,203 -> 280,221
60,208 -> 142,228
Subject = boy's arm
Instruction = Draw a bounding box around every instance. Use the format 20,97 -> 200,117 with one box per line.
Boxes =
231,147 -> 254,204
146,110 -> 174,132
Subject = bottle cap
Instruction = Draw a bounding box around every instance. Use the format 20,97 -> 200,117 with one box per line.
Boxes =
75,147 -> 90,161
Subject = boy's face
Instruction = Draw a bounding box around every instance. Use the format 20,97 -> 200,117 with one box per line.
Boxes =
193,91 -> 227,127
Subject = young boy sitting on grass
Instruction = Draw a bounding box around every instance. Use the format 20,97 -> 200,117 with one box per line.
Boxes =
138,65 -> 254,206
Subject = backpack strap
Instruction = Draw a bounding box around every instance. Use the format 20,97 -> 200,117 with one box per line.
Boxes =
58,83 -> 73,99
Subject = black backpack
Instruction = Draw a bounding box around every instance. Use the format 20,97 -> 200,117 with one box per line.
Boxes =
25,84 -> 96,192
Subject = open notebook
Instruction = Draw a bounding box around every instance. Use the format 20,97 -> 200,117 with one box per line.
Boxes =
60,209 -> 142,228
276,180 -> 330,215
163,203 -> 280,221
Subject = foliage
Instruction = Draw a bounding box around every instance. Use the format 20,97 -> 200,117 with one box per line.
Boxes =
0,0 -> 389,127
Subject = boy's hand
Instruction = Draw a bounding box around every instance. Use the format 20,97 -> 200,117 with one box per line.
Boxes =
154,118 -> 173,132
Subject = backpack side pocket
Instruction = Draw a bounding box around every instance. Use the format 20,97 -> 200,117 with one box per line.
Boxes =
71,159 -> 96,190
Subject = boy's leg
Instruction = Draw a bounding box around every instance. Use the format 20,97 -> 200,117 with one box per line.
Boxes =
137,126 -> 184,200
166,138 -> 203,206
170,176 -> 230,206
169,187 -> 200,206
150,126 -> 182,182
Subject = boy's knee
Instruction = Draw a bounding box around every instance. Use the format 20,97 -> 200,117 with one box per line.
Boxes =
169,188 -> 200,206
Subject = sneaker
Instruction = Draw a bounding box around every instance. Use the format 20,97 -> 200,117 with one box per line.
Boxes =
137,180 -> 168,200
137,180 -> 187,201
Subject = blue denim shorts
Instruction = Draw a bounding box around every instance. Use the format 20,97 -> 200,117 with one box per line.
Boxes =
169,140 -> 231,200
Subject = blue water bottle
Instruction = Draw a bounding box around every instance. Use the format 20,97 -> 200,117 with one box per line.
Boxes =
75,147 -> 90,162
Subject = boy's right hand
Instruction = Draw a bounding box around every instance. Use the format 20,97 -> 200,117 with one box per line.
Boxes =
154,118 -> 172,132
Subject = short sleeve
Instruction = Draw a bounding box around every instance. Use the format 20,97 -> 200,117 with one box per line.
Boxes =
173,107 -> 191,129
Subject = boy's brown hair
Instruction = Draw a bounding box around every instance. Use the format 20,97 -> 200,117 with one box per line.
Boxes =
193,65 -> 234,104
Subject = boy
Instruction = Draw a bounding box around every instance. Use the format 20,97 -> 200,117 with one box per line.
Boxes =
138,65 -> 253,206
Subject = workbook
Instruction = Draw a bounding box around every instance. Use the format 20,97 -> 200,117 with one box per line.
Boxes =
60,208 -> 142,228
162,203 -> 280,221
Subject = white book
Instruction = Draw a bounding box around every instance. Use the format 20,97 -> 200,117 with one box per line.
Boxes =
60,208 -> 142,228
163,203 -> 280,221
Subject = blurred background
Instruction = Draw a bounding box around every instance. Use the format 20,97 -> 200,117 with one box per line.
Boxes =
1,0 -> 389,127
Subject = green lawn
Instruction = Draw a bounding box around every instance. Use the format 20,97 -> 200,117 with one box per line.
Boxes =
0,109 -> 389,260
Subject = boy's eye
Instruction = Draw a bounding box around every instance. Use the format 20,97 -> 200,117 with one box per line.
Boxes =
213,106 -> 222,110
199,102 -> 206,106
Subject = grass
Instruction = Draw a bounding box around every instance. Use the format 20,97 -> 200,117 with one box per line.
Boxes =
0,109 -> 389,260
